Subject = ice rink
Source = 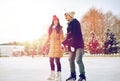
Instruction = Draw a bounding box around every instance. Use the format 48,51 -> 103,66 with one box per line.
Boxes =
0,56 -> 120,81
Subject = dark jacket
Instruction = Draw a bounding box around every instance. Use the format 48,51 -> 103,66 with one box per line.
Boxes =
62,19 -> 84,50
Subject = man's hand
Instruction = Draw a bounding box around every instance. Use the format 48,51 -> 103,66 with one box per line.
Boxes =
71,46 -> 75,52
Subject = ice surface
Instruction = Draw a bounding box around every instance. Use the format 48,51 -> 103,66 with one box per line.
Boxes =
0,56 -> 120,81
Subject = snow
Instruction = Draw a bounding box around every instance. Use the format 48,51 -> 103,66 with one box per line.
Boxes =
0,56 -> 120,81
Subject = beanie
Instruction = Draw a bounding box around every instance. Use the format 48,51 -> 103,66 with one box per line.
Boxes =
53,15 -> 59,21
65,11 -> 75,18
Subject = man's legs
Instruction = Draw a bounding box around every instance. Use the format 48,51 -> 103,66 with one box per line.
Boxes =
66,52 -> 76,81
69,52 -> 76,73
76,48 -> 85,74
76,48 -> 86,81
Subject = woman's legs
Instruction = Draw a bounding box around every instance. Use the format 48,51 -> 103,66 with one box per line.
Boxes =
48,57 -> 55,80
49,57 -> 62,72
55,57 -> 61,81
50,57 -> 55,71
55,57 -> 61,72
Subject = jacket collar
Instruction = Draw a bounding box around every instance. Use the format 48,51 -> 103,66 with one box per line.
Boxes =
67,18 -> 74,24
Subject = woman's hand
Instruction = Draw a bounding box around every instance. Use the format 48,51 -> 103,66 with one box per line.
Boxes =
60,44 -> 64,51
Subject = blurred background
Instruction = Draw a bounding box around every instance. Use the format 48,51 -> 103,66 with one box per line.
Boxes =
0,0 -> 120,56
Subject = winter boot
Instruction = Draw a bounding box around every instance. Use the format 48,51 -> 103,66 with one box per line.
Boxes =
78,74 -> 86,81
55,71 -> 61,81
47,70 -> 55,80
66,72 -> 76,81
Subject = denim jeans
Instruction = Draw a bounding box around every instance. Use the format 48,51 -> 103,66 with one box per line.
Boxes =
49,57 -> 61,72
68,48 -> 85,74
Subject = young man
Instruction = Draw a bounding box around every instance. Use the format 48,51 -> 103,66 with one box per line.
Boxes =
62,11 -> 86,81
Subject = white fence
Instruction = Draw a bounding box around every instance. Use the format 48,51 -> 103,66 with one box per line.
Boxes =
0,45 -> 24,57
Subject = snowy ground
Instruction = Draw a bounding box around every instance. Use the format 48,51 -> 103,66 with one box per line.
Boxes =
0,55 -> 120,81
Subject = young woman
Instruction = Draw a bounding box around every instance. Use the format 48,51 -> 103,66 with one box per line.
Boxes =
43,15 -> 64,81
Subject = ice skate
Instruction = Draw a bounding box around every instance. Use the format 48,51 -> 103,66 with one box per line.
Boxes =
78,74 -> 86,81
55,71 -> 61,81
66,72 -> 76,81
47,71 -> 55,80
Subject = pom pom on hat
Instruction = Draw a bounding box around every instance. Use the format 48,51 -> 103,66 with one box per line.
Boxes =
65,11 -> 75,18
53,15 -> 59,21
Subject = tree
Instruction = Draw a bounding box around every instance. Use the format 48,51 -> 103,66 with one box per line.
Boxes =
115,16 -> 120,40
81,7 -> 105,45
104,11 -> 120,41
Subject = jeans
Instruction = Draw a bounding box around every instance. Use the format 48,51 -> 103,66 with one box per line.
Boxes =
68,48 -> 85,74
49,57 -> 61,72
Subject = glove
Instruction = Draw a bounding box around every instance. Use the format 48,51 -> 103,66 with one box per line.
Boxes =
71,46 -> 75,52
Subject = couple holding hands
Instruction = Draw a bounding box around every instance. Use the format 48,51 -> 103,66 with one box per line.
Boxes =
43,11 -> 86,81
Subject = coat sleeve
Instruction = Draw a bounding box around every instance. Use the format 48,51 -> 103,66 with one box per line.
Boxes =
43,35 -> 50,48
62,30 -> 72,46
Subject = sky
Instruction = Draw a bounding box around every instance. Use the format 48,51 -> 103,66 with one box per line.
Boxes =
0,0 -> 120,44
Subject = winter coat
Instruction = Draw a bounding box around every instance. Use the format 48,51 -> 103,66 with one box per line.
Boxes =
48,27 -> 64,57
62,19 -> 84,51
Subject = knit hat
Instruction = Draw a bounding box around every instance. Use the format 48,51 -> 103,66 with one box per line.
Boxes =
53,15 -> 59,21
65,11 -> 75,18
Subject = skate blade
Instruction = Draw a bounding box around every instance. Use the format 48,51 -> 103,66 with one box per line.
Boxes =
67,79 -> 75,81
79,79 -> 86,81
82,80 -> 86,81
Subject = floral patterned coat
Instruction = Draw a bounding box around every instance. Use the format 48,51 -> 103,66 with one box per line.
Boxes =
48,27 -> 64,57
